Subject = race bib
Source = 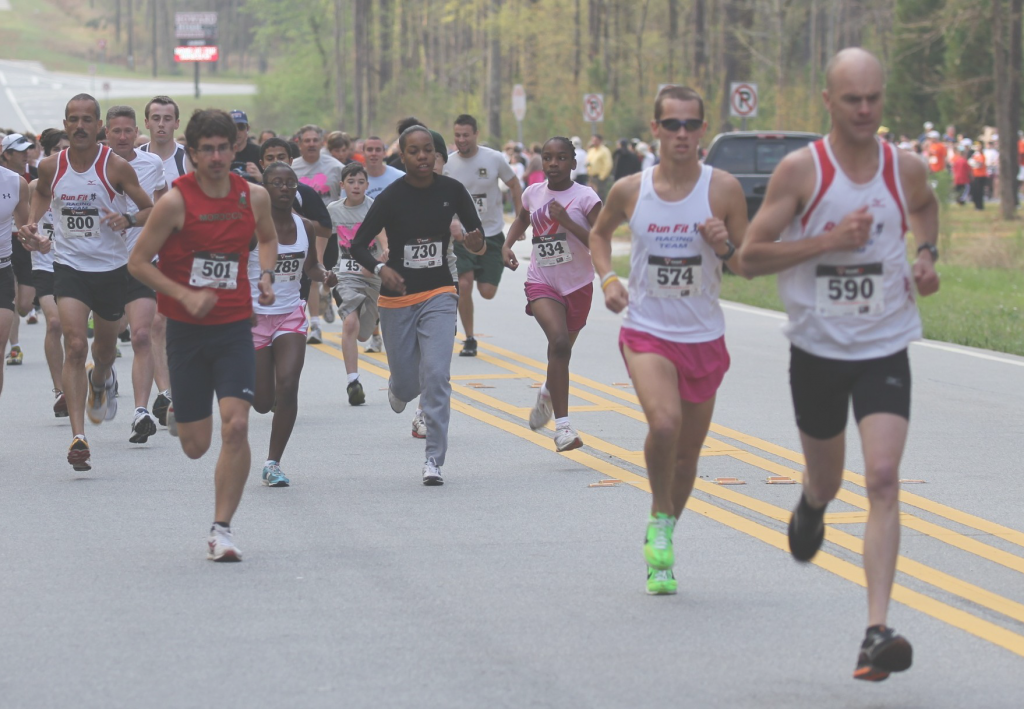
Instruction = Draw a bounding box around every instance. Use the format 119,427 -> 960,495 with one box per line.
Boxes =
190,252 -> 239,289
41,221 -> 55,240
646,256 -> 702,297
815,263 -> 884,316
335,258 -> 362,274
60,208 -> 99,238
532,233 -> 573,267
274,251 -> 303,282
471,193 -> 487,216
403,239 -> 442,269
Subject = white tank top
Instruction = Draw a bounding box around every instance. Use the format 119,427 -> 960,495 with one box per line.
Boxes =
124,151 -> 166,253
30,208 -> 56,272
777,139 -> 921,360
249,212 -> 307,315
0,168 -> 20,268
50,146 -> 129,272
622,164 -> 724,343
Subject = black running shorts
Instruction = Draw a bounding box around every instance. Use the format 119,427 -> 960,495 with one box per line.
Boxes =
53,263 -> 129,322
166,317 -> 256,424
125,271 -> 156,303
32,269 -> 55,299
789,345 -> 911,440
10,234 -> 33,284
0,265 -> 14,311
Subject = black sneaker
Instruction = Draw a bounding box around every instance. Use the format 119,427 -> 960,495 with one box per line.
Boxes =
347,379 -> 365,406
459,337 -> 478,357
854,625 -> 912,681
118,327 -> 132,343
788,493 -> 826,562
152,392 -> 171,427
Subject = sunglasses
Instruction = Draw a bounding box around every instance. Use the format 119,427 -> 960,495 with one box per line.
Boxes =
657,118 -> 704,133
266,179 -> 299,189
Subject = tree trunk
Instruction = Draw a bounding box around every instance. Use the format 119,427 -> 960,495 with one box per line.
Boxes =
354,0 -> 367,136
636,0 -> 651,100
379,0 -> 394,91
487,0 -> 502,144
692,0 -> 706,90
994,0 -> 1022,219
666,0 -> 678,83
334,0 -> 346,126
574,0 -> 582,84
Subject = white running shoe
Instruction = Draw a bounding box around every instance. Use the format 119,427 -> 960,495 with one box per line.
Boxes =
207,524 -> 242,562
167,404 -> 179,437
307,323 -> 323,345
129,407 -> 158,444
422,458 -> 444,486
554,424 -> 584,452
529,388 -> 554,430
388,378 -> 407,413
411,411 -> 427,438
103,366 -> 119,422
364,333 -> 383,353
85,364 -> 108,424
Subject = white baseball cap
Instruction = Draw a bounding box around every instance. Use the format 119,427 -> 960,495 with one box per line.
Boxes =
1,133 -> 31,152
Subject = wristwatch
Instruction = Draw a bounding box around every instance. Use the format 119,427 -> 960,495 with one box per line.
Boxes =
123,212 -> 136,228
374,262 -> 386,275
716,241 -> 736,261
261,268 -> 276,283
916,243 -> 939,261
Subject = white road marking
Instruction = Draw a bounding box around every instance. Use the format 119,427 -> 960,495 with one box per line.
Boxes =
0,70 -> 35,133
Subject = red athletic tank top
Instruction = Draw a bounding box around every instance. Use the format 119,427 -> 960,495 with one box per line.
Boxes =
158,172 -> 257,325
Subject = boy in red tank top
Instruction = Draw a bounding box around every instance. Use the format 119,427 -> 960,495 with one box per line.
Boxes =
129,109 -> 279,563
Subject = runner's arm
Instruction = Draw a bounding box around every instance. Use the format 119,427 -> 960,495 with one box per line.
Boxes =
505,175 -> 524,216
502,207 -> 531,270
899,152 -> 940,297
453,183 -> 485,255
128,188 -> 192,302
303,220 -> 337,287
111,157 -> 154,227
589,177 -> 633,313
250,186 -> 278,305
350,192 -> 390,273
705,170 -> 749,278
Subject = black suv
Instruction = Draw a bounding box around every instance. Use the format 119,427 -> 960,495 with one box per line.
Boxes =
703,131 -> 821,218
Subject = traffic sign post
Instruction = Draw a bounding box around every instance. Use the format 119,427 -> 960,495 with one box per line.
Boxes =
175,12 -> 218,99
729,82 -> 758,131
583,93 -> 604,136
512,84 -> 526,145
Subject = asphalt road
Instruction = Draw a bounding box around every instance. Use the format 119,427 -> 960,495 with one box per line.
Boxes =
2,236 -> 1023,708
0,59 -> 256,133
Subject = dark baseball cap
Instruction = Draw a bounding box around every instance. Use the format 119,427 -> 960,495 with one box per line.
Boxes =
229,110 -> 249,125
429,130 -> 448,163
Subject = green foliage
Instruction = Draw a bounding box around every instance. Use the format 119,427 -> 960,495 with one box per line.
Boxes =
887,0 -> 947,136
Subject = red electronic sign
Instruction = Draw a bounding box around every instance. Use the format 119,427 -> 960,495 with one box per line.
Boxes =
174,46 -> 219,63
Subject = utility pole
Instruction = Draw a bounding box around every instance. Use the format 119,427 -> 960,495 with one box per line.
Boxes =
152,0 -> 158,78
127,0 -> 134,70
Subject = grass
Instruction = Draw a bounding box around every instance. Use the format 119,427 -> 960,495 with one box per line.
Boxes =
0,0 -> 255,83
609,205 -> 1024,357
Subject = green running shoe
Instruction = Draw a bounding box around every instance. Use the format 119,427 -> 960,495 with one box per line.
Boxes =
643,513 -> 675,570
646,566 -> 678,595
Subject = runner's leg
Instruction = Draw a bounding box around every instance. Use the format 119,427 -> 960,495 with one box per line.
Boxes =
669,396 -> 717,518
40,295 -> 63,390
58,297 -> 94,436
90,312 -> 120,392
529,297 -> 574,419
342,309 -> 361,375
0,309 -> 11,396
798,432 -> 846,508
126,298 -> 157,409
213,397 -> 252,525
253,345 -> 275,415
267,333 -> 305,463
858,412 -> 908,627
416,293 -> 458,466
457,270 -> 475,339
380,306 -> 423,404
151,313 -> 171,392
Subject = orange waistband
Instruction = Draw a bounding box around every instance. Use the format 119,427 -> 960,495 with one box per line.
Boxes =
377,286 -> 457,309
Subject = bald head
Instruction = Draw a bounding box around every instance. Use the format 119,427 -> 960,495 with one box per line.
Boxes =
824,48 -> 884,92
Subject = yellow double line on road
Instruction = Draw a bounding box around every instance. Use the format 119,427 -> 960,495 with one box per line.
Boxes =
314,333 -> 1024,658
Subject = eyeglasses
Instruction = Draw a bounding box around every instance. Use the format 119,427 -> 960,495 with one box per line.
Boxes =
266,180 -> 299,189
195,145 -> 233,156
657,118 -> 704,133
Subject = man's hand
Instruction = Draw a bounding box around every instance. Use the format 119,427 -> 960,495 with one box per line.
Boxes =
913,252 -> 940,297
550,201 -> 573,230
245,163 -> 261,180
181,289 -> 219,320
697,217 -> 730,254
449,221 -> 464,242
460,228 -> 486,255
379,265 -> 407,295
323,269 -> 339,289
827,206 -> 874,252
100,206 -> 130,232
603,279 -> 629,313
502,245 -> 519,271
258,273 -> 276,306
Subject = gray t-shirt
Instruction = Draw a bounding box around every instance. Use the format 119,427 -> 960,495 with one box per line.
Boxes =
328,197 -> 382,282
365,165 -> 405,200
443,146 -> 515,236
292,154 -> 344,205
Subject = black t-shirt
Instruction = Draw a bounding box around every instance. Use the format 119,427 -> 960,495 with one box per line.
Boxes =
385,153 -> 406,173
613,149 -> 642,181
230,140 -> 263,178
351,174 -> 482,298
293,183 -> 332,230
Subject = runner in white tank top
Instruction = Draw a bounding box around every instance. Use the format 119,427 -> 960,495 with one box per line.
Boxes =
0,168 -> 36,401
106,104 -> 170,444
249,164 -> 336,487
738,48 -> 940,680
589,85 -> 749,597
20,93 -> 155,471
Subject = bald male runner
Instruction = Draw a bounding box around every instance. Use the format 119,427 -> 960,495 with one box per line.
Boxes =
739,48 -> 940,681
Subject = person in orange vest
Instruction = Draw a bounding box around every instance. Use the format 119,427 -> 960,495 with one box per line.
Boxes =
968,144 -> 987,210
926,130 -> 947,173
951,146 -> 971,205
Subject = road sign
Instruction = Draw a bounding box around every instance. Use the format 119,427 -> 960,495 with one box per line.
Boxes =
174,46 -> 219,63
101,81 -> 111,92
512,84 -> 526,122
583,93 -> 604,123
175,12 -> 218,42
729,82 -> 759,118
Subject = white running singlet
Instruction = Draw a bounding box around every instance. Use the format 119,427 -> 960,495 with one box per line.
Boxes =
31,209 -> 56,272
622,164 -> 724,343
249,212 -> 307,315
50,146 -> 128,272
123,150 -> 166,252
139,142 -> 188,188
777,139 -> 921,360
0,168 -> 20,268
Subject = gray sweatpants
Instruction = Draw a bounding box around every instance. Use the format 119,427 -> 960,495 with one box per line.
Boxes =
380,292 -> 458,466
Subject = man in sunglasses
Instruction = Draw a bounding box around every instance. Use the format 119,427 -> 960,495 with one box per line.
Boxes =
738,47 -> 939,682
589,85 -> 749,596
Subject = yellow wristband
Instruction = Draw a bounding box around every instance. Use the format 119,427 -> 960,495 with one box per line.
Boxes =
600,275 -> 620,292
